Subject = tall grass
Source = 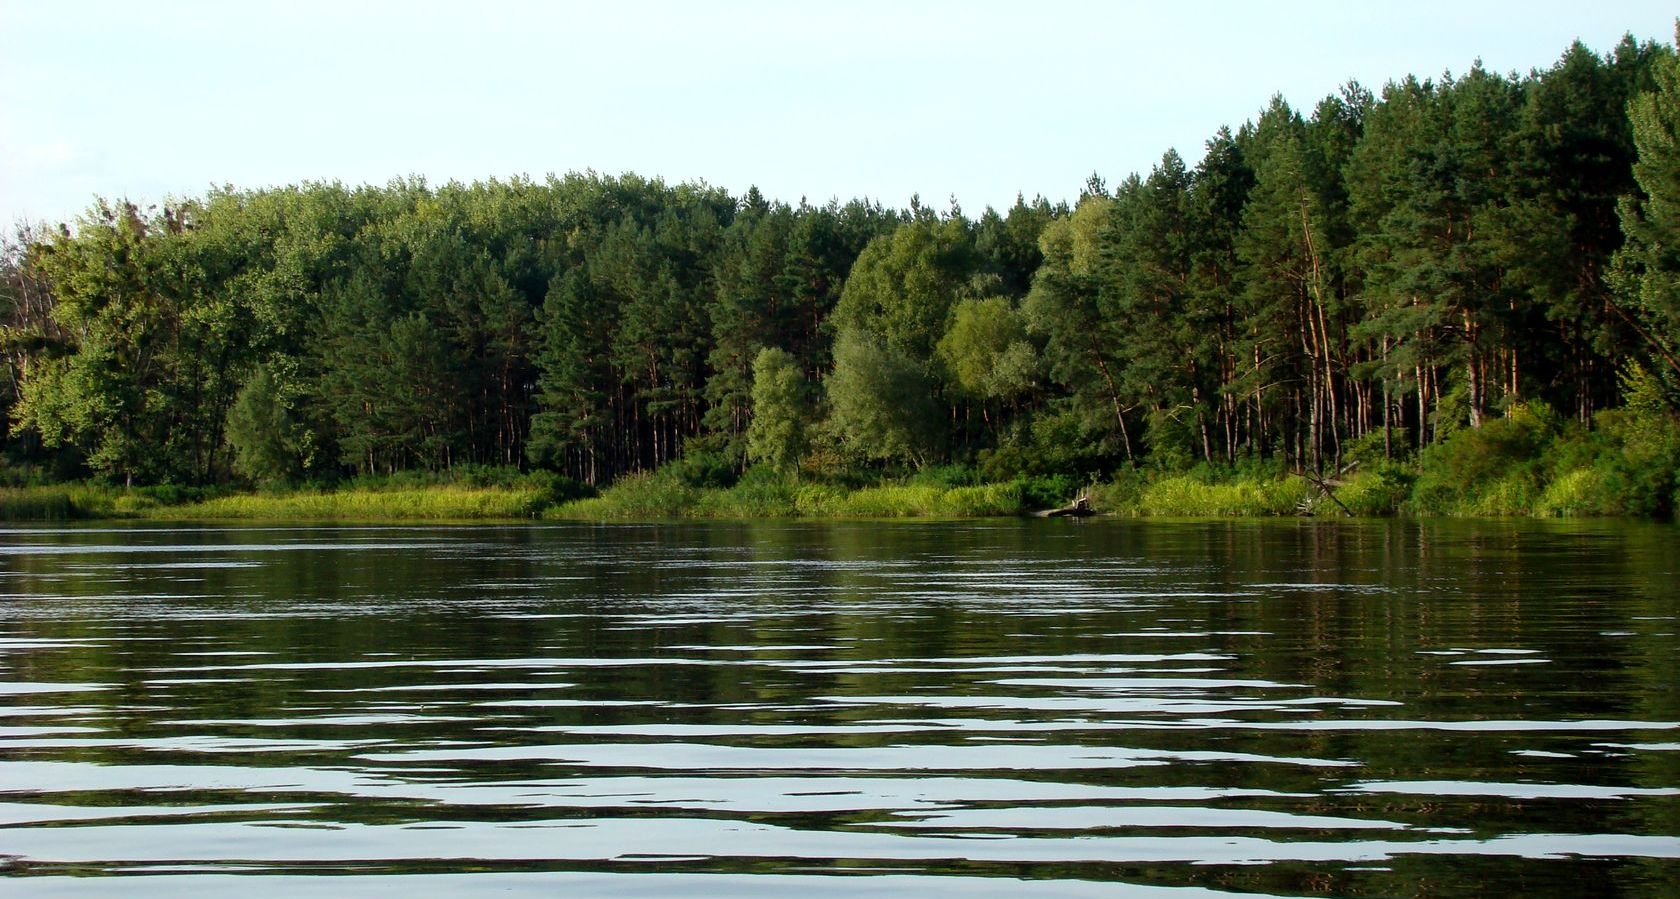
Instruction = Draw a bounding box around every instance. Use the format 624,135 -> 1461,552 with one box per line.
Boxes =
0,487 -> 78,521
545,471 -> 700,520
1331,466 -> 1414,516
547,470 -> 1032,520
0,484 -> 163,520
1134,475 -> 1313,517
155,485 -> 552,521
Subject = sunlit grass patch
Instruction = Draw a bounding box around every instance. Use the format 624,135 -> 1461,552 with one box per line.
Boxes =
1134,475 -> 1312,517
156,485 -> 551,521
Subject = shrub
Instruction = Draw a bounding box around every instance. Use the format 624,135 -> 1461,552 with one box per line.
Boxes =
1015,473 -> 1080,511
977,409 -> 1113,481
1083,469 -> 1145,514
908,464 -> 981,489
546,470 -> 698,520
1407,403 -> 1557,515
826,484 -> 944,517
1332,464 -> 1415,516
1587,402 -> 1680,518
693,468 -> 799,518
1534,467 -> 1617,518
666,450 -> 740,490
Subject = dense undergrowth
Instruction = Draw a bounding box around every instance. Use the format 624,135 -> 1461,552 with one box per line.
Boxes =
3,398 -> 1678,523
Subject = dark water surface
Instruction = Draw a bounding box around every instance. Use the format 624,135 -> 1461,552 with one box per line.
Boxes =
0,518 -> 1676,896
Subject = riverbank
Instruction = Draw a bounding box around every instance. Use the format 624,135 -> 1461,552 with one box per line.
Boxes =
4,402 -> 1676,524
0,473 -> 1324,523
0,456 -> 1663,524
0,482 -> 554,523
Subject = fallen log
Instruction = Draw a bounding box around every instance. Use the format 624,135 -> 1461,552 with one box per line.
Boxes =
1033,492 -> 1097,518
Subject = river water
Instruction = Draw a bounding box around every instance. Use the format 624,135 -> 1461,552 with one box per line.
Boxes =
0,519 -> 1676,896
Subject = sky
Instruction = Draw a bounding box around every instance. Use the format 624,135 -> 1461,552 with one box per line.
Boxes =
1,1 -> 1676,227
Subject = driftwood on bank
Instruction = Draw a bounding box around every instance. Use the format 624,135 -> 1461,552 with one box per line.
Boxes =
1034,492 -> 1097,518
1298,461 -> 1359,517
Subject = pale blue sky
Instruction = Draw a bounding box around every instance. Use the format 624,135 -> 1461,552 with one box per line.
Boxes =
1,1 -> 1675,227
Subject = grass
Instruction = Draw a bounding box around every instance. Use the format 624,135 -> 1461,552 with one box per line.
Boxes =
153,484 -> 553,521
0,468 -> 1344,524
544,471 -> 1032,520
13,401 -> 1680,523
1128,474 -> 1313,517
0,487 -> 79,521
0,484 -> 170,521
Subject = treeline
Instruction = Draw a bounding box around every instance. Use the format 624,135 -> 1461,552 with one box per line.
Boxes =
4,34 -> 1680,496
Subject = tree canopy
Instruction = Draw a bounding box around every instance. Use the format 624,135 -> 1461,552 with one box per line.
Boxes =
3,33 -> 1677,490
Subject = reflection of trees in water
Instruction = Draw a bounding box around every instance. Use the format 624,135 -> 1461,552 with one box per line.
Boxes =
1,520 -> 1675,893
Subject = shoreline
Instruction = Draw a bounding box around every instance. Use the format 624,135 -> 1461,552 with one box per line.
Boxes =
3,470 -> 1669,524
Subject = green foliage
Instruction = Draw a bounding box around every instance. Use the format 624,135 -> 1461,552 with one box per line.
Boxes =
792,484 -> 939,518
907,464 -> 981,489
823,328 -> 940,465
1534,467 -> 1617,517
932,482 -> 1026,517
936,296 -> 1036,399
159,485 -> 553,521
0,487 -> 76,521
6,35 -> 1680,521
225,364 -> 302,486
1332,464 -> 1415,516
547,470 -> 701,520
1086,469 -> 1147,514
1136,475 -> 1313,517
665,449 -> 739,490
1561,371 -> 1680,516
1022,197 -> 1136,461
745,347 -> 813,474
1613,29 -> 1680,392
1407,403 -> 1560,514
977,408 -> 1112,481
548,460 -> 1028,520
834,216 -> 975,361
1014,473 -> 1080,510
693,466 -> 801,518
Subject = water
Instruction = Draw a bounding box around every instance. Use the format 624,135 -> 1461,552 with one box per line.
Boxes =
0,518 -> 1676,897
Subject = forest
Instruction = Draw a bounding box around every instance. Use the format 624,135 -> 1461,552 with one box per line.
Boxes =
5,33 -> 1680,519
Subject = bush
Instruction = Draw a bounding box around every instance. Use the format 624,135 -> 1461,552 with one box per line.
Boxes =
1015,473 -> 1080,511
1407,403 -> 1557,515
822,484 -> 945,517
521,470 -> 595,506
693,467 -> 799,518
546,470 -> 699,520
977,409 -> 1114,481
1086,470 -> 1146,514
1586,403 -> 1680,518
1332,464 -> 1414,516
908,464 -> 981,489
1534,467 -> 1617,518
786,480 -> 1024,518
666,450 -> 740,490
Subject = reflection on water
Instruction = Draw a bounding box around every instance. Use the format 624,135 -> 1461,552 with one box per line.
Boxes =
0,519 -> 1676,896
